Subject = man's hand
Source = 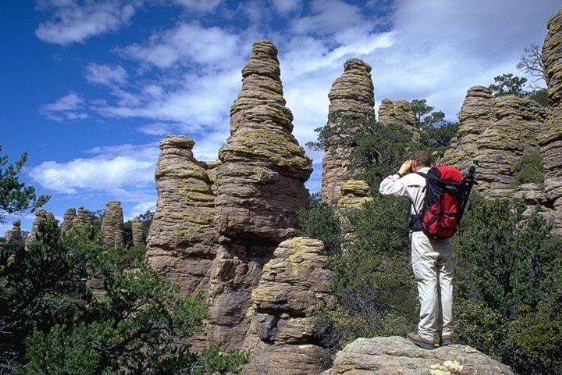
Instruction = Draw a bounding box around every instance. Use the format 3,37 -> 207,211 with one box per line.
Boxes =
398,160 -> 413,176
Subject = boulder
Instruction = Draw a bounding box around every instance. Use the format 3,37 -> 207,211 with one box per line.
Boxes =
321,336 -> 514,375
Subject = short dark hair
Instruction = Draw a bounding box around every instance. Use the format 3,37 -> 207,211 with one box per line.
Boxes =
410,150 -> 432,167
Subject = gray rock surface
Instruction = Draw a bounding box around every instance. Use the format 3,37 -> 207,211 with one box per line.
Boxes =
242,237 -> 333,375
540,8 -> 562,233
321,336 -> 514,375
321,58 -> 375,205
100,201 -> 125,248
146,135 -> 218,296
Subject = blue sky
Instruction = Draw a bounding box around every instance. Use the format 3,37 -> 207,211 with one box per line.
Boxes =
1,0 -> 560,234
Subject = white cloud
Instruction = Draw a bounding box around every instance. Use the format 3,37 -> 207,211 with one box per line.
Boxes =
85,63 -> 128,86
35,0 -> 139,45
369,0 -> 561,119
271,0 -> 301,15
127,200 -> 156,221
29,143 -> 158,196
40,92 -> 89,121
120,22 -> 243,70
173,0 -> 221,12
291,0 -> 364,35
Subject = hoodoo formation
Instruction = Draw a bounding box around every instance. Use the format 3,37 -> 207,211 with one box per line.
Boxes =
321,58 -> 375,206
377,98 -> 420,140
206,39 -> 313,349
146,135 -> 218,296
215,39 -> 312,242
540,8 -> 562,233
100,201 -> 125,248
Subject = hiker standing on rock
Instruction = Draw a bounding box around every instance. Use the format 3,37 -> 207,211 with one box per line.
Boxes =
379,150 -> 453,349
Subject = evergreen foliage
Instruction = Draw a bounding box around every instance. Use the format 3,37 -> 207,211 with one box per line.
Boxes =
301,103 -> 561,374
297,194 -> 341,256
454,198 -> 562,375
0,221 -> 246,374
513,153 -> 545,185
0,146 -> 49,223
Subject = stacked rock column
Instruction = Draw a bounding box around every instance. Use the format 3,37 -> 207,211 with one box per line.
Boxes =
320,59 -> 375,206
146,135 -> 218,296
242,238 -> 334,375
540,8 -> 562,233
100,201 -> 125,248
377,98 -> 420,141
208,40 -> 313,348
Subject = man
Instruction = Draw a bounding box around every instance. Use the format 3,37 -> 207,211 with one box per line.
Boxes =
379,150 -> 453,349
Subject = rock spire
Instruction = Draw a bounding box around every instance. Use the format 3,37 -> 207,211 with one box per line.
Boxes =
100,201 -> 124,248
5,220 -> 25,249
205,40 -> 313,349
377,98 -> 420,140
540,8 -> 562,233
146,135 -> 218,296
25,209 -> 56,246
442,86 -> 547,216
61,207 -> 78,235
321,58 -> 375,205
215,40 -> 312,242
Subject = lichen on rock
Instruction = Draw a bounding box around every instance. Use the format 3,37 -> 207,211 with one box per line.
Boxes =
215,39 -> 312,242
321,58 -> 375,206
101,201 -> 125,248
321,336 -> 514,375
242,237 -> 333,375
146,135 -> 218,296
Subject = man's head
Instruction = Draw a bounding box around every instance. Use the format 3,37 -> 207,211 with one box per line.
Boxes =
409,150 -> 432,171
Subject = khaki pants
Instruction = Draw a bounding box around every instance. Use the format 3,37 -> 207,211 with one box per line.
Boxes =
410,231 -> 453,341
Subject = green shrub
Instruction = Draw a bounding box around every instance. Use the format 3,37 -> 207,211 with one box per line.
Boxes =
453,198 -> 562,375
1,220 -> 247,374
513,153 -> 544,185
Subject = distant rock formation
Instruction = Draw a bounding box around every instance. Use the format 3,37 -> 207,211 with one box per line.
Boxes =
378,98 -> 420,141
61,207 -> 78,235
321,337 -> 514,375
146,135 -> 217,296
5,220 -> 25,249
442,86 -> 547,216
131,217 -> 144,246
101,201 -> 124,248
25,209 -> 55,246
540,8 -> 562,234
215,39 -> 312,242
336,180 -> 372,252
242,237 -> 333,375
206,40 -> 313,349
321,58 -> 375,205
77,206 -> 94,227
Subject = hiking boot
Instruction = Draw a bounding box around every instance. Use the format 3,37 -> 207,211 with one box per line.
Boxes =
441,334 -> 452,346
407,332 -> 435,350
